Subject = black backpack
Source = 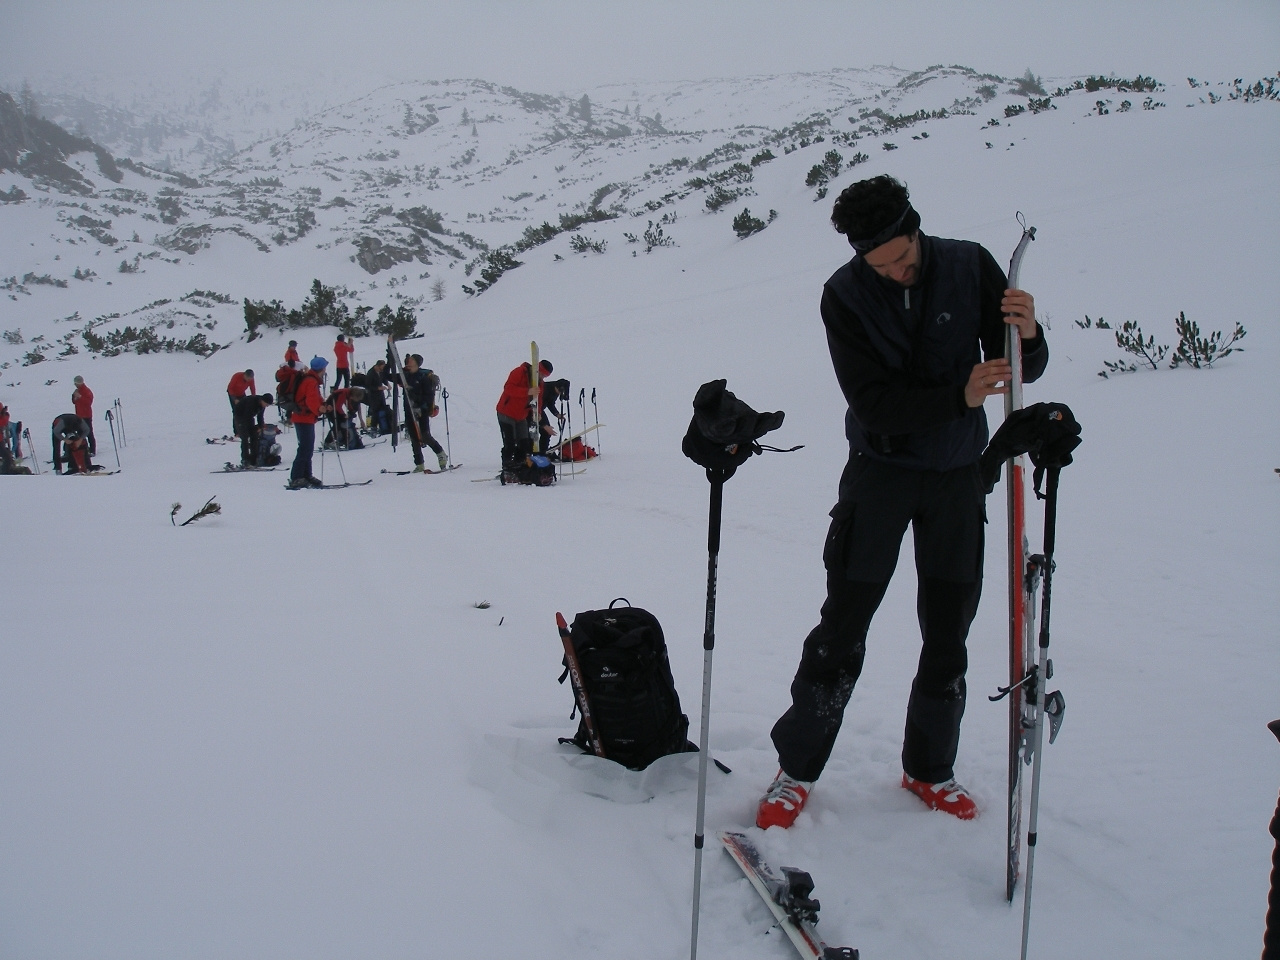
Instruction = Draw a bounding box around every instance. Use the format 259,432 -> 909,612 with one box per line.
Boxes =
558,600 -> 694,770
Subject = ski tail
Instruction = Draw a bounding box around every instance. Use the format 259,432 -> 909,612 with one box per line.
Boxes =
556,612 -> 606,758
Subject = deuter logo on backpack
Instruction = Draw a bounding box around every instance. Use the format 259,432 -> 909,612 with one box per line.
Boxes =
556,600 -> 695,770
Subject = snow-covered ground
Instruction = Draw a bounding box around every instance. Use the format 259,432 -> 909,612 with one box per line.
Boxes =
1,68 -> 1277,959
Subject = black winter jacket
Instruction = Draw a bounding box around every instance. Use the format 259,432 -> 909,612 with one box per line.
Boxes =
822,233 -> 1048,471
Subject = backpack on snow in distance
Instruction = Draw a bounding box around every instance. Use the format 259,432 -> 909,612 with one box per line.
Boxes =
558,599 -> 695,770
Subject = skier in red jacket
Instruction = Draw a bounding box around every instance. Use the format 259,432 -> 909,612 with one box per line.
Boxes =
226,369 -> 256,435
496,358 -> 555,475
284,340 -> 301,368
72,375 -> 96,455
288,358 -> 331,489
333,335 -> 354,389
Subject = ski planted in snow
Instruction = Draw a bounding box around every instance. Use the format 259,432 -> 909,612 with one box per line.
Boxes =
719,831 -> 858,960
529,340 -> 542,454
1002,214 -> 1038,903
386,335 -> 426,451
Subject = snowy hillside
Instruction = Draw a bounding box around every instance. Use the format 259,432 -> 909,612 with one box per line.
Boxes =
0,65 -> 1277,960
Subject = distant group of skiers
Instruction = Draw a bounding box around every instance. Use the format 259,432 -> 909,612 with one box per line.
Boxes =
0,374 -> 106,475
218,333 -> 582,489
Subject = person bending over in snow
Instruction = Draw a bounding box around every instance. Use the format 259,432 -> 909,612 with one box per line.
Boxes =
226,369 -> 256,436
51,413 -> 96,474
495,357 -> 563,481
233,394 -> 276,466
757,174 -> 1048,829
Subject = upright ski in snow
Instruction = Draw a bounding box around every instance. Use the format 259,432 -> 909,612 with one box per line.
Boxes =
1002,215 -> 1037,902
387,335 -> 425,450
718,831 -> 858,960
529,340 -> 542,454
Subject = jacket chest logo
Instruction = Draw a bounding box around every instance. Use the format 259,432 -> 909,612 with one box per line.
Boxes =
935,311 -> 952,326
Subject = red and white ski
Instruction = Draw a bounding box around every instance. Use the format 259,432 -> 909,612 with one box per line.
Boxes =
1002,215 -> 1038,902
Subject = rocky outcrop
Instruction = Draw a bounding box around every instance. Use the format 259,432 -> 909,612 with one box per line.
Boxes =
0,91 -> 123,195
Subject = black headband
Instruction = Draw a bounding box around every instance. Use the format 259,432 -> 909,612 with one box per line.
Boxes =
849,204 -> 920,255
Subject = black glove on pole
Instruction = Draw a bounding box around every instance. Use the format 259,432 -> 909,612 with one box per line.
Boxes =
684,379 -> 784,960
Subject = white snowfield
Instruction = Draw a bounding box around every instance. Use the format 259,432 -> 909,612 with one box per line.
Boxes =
1,66 -> 1276,960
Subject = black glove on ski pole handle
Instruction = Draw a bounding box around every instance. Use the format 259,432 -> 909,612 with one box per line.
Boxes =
685,379 -> 784,960
556,613 -> 605,758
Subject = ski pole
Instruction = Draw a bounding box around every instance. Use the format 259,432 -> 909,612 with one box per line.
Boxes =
23,427 -> 40,474
563,389 -> 574,480
326,407 -> 348,484
104,409 -> 121,469
1020,466 -> 1066,960
689,467 -> 727,960
591,387 -> 601,457
441,385 -> 452,467
113,398 -> 126,446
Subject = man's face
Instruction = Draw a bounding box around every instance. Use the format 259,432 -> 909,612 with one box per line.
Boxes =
862,232 -> 920,287
405,358 -> 418,372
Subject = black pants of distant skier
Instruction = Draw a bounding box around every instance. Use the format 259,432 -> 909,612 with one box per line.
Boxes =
228,395 -> 239,436
334,367 -> 350,389
291,422 -> 316,483
497,412 -> 532,470
82,416 -> 96,456
235,418 -> 259,465
406,412 -> 442,466
770,455 -> 985,785
366,394 -> 391,434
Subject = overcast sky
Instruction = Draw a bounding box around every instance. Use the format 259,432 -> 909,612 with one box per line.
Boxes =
4,0 -> 1277,95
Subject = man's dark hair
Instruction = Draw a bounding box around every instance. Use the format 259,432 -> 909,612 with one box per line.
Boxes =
831,175 -> 914,246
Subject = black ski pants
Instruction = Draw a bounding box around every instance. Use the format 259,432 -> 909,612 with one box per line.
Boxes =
771,454 -> 986,785
497,412 -> 531,470
406,412 -> 442,465
290,422 -> 316,483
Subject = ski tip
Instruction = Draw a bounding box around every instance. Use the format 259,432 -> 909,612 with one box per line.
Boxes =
555,611 -> 570,634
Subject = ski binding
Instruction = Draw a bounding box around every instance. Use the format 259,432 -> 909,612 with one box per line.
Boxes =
719,830 -> 857,960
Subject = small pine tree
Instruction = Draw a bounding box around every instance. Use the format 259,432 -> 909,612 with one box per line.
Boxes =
18,80 -> 37,117
732,208 -> 766,239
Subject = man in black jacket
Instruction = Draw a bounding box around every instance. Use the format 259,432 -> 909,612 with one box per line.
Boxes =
233,394 -> 275,466
758,175 -> 1048,829
401,354 -> 447,472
